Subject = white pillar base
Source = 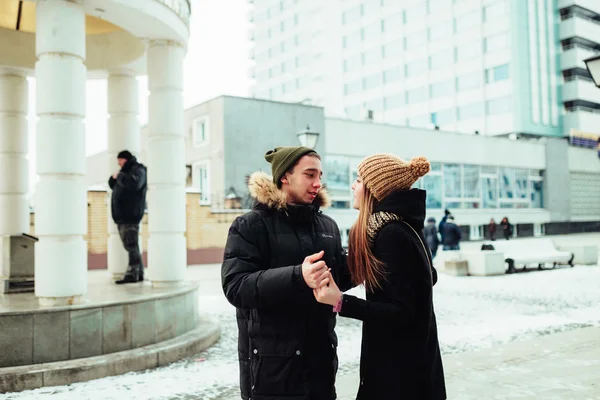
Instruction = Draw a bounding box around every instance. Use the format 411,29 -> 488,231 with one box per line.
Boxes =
38,295 -> 85,307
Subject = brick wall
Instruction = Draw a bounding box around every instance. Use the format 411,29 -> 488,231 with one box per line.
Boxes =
29,190 -> 243,267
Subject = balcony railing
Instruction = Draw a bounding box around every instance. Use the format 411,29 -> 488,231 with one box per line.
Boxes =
155,0 -> 192,26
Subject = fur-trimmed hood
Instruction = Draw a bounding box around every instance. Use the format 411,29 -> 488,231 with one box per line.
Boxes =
247,171 -> 331,210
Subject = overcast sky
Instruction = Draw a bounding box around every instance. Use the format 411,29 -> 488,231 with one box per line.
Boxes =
26,0 -> 252,192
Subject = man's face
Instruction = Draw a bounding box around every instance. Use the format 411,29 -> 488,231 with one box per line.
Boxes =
281,155 -> 323,205
117,158 -> 127,168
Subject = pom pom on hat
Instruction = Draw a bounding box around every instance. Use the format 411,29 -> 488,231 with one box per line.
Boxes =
357,153 -> 431,201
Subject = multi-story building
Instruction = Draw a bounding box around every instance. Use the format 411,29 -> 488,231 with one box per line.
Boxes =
247,0 -> 600,138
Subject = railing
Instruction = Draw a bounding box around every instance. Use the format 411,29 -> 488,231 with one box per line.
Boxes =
155,0 -> 192,26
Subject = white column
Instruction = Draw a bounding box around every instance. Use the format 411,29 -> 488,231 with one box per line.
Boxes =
107,70 -> 141,279
146,40 -> 187,285
0,70 -> 29,239
34,0 -> 87,305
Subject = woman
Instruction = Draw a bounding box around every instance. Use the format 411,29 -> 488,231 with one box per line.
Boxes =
501,217 -> 512,240
315,154 -> 446,400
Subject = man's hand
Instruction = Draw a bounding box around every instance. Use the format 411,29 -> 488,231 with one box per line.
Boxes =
301,250 -> 329,289
112,172 -> 119,179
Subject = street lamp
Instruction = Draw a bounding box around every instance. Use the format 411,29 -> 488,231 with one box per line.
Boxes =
584,55 -> 600,87
297,125 -> 320,149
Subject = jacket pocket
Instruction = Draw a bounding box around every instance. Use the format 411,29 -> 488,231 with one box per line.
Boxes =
250,337 -> 307,397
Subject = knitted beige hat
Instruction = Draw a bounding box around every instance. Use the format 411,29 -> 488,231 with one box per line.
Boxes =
357,154 -> 430,201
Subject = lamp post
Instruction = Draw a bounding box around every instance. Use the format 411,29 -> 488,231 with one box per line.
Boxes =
297,125 -> 320,149
584,55 -> 600,87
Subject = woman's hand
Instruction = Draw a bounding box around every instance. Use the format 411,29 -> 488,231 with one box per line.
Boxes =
313,271 -> 342,306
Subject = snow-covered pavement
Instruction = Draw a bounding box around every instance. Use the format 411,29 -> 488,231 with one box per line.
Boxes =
2,255 -> 599,400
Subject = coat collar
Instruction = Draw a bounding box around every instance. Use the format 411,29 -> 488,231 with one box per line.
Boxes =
247,171 -> 331,211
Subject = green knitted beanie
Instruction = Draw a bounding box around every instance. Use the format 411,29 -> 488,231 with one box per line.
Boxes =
264,146 -> 316,188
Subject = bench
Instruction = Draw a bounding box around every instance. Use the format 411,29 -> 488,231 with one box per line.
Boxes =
556,245 -> 598,265
483,238 -> 574,274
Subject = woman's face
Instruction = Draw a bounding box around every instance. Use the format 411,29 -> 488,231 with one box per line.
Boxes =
351,175 -> 364,210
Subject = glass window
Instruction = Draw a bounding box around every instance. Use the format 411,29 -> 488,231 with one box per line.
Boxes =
499,167 -> 515,199
514,169 -> 529,200
430,162 -> 442,172
430,50 -> 454,70
283,59 -> 294,73
455,10 -> 480,32
364,73 -> 382,90
363,47 -> 382,65
344,54 -> 362,72
463,164 -> 480,198
456,41 -> 481,61
283,80 -> 296,93
342,6 -> 361,24
363,0 -> 381,15
484,32 -> 508,53
406,59 -> 428,77
344,79 -> 363,95
405,4 -> 427,21
435,108 -> 457,124
430,80 -> 454,97
344,31 -> 362,48
405,31 -> 427,50
331,200 -> 350,209
363,22 -> 381,41
383,66 -> 403,83
531,180 -> 543,208
444,164 -> 462,198
196,162 -> 210,203
296,76 -> 309,89
422,175 -> 442,208
485,64 -> 510,83
458,103 -> 484,120
384,93 -> 404,110
457,72 -> 482,90
482,176 -> 498,208
429,21 -> 452,40
407,87 -> 427,104
484,1 -> 507,21
324,156 -> 350,190
382,12 -> 403,32
486,97 -> 511,115
383,40 -> 403,59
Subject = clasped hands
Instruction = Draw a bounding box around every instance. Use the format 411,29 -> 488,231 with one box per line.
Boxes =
302,250 -> 342,307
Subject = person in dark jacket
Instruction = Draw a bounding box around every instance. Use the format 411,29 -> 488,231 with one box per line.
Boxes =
501,217 -> 513,240
424,217 -> 440,258
488,218 -> 497,241
441,216 -> 461,250
108,150 -> 147,284
438,209 -> 450,243
222,146 -> 353,400
314,154 -> 446,400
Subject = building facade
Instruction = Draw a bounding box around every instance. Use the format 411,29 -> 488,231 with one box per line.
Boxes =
88,96 -> 600,251
247,0 -> 600,138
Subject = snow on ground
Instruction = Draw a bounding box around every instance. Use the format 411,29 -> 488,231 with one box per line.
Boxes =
2,264 -> 599,400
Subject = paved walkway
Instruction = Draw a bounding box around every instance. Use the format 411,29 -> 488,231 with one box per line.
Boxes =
335,326 -> 600,400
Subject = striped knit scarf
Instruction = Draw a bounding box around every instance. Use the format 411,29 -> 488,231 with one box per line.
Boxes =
367,211 -> 402,246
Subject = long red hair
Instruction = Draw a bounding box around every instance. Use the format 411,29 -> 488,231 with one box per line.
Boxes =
348,185 -> 387,292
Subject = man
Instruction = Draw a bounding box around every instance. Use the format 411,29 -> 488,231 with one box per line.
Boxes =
222,146 -> 352,400
108,150 -> 147,284
438,208 -> 451,244
424,217 -> 440,258
441,215 -> 462,251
